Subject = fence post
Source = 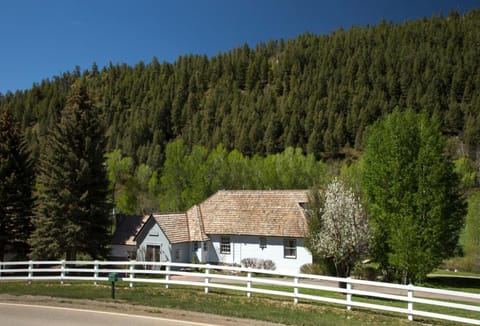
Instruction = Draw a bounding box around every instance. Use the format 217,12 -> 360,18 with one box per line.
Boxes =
93,260 -> 99,286
247,269 -> 252,298
407,284 -> 414,321
346,277 -> 352,311
129,261 -> 135,288
293,277 -> 299,304
165,265 -> 170,289
204,264 -> 210,294
28,260 -> 33,284
60,260 -> 66,285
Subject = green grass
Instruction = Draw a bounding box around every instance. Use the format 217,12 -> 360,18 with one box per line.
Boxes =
1,280 -> 477,325
430,270 -> 480,278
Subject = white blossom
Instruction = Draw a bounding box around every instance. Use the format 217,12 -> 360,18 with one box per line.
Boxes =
311,178 -> 370,273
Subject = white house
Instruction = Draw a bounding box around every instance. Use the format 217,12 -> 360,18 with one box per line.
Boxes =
135,190 -> 312,273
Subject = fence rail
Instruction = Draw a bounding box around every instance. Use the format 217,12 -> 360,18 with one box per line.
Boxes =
0,260 -> 479,324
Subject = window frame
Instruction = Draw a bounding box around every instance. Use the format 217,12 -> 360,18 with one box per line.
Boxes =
283,238 -> 297,259
220,236 -> 231,254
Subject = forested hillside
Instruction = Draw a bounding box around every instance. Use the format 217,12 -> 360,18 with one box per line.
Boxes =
1,10 -> 479,169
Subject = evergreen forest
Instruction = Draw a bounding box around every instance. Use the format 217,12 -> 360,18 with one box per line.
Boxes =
1,10 -> 479,168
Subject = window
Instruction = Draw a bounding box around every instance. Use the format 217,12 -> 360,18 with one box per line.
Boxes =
220,237 -> 231,254
203,242 -> 208,251
146,245 -> 161,262
259,236 -> 267,249
283,239 -> 297,259
174,249 -> 180,260
193,242 -> 199,251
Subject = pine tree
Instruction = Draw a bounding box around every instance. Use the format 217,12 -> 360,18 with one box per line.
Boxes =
29,82 -> 111,260
0,111 -> 34,260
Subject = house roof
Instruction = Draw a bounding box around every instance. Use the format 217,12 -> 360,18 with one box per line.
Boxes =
151,213 -> 191,244
142,190 -> 309,243
197,190 -> 309,238
112,215 -> 148,246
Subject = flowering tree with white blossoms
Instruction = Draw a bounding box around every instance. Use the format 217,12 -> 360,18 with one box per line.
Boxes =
308,178 -> 370,278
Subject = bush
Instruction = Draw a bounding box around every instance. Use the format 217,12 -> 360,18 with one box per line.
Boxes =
240,258 -> 276,270
300,264 -> 324,275
300,259 -> 337,276
351,264 -> 378,281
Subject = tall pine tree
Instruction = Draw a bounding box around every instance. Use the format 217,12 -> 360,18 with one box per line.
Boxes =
0,111 -> 34,260
30,82 -> 111,260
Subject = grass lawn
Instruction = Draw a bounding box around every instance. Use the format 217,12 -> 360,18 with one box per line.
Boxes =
0,280 -> 476,325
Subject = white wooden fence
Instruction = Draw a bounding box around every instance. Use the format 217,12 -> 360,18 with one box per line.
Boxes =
0,260 -> 479,324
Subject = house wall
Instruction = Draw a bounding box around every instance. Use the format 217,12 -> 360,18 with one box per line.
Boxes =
206,235 -> 311,274
171,242 -> 191,263
136,219 -> 191,263
110,244 -> 136,260
136,220 -> 172,262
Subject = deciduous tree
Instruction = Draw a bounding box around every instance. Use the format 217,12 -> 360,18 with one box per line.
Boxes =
307,178 -> 369,278
362,109 -> 466,283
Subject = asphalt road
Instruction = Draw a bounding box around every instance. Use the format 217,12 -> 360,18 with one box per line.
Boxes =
0,302 -> 217,326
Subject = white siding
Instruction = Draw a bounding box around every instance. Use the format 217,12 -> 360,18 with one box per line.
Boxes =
172,242 -> 191,263
136,223 -> 171,262
136,219 -> 192,263
207,235 -> 311,273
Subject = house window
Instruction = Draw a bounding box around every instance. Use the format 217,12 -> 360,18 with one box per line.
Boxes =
259,236 -> 267,249
146,245 -> 161,262
174,249 -> 180,260
220,236 -> 231,254
283,239 -> 297,259
203,242 -> 208,251
193,242 -> 199,251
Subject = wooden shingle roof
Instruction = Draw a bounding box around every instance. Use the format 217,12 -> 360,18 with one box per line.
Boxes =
145,190 -> 309,243
152,213 -> 190,244
198,190 -> 309,238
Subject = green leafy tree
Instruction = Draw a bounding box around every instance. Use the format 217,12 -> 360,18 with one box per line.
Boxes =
29,82 -> 111,260
459,191 -> 480,272
0,111 -> 34,260
105,149 -> 134,214
362,109 -> 466,283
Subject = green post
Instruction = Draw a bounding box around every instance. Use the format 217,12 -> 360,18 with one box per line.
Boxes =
108,272 -> 117,299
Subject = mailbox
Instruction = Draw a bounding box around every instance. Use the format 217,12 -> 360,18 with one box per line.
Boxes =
108,272 -> 118,282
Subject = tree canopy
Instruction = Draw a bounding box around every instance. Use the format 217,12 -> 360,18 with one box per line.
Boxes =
362,109 -> 466,283
0,111 -> 34,260
29,82 -> 111,260
307,178 -> 369,278
0,10 -> 479,170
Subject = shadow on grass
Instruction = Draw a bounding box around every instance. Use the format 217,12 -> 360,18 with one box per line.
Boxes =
424,276 -> 480,291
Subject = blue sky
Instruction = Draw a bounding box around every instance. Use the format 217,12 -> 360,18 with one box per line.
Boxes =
0,0 -> 478,93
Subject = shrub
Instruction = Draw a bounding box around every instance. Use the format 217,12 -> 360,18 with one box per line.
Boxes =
351,264 -> 378,281
240,258 -> 276,270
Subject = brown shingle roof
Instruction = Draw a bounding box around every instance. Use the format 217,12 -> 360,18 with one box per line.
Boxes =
152,213 -> 191,244
199,190 -> 309,238
186,205 -> 210,241
144,190 -> 309,243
